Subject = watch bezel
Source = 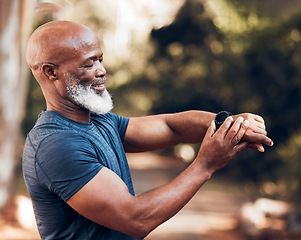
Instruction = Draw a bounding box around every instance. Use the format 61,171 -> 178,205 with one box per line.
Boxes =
215,111 -> 232,128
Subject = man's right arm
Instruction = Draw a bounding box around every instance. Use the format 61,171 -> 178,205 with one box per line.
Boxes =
67,116 -> 249,239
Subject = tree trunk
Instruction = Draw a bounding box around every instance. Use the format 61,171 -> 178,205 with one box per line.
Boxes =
0,0 -> 36,212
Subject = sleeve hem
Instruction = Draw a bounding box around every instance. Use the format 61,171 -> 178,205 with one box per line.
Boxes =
63,165 -> 103,202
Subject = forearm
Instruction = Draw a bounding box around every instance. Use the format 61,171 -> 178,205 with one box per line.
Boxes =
73,161 -> 212,239
131,158 -> 212,238
166,110 -> 215,143
124,110 -> 216,153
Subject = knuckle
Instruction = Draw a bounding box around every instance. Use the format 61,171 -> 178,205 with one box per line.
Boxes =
231,135 -> 241,144
229,128 -> 237,135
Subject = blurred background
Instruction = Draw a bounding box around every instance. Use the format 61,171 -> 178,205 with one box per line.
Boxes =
0,0 -> 301,239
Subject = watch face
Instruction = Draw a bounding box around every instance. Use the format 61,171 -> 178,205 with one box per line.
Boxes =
215,111 -> 232,129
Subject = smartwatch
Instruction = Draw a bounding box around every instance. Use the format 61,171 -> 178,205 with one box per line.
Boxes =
215,111 -> 232,130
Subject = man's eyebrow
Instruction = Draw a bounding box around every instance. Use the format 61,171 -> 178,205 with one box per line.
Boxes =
89,53 -> 103,60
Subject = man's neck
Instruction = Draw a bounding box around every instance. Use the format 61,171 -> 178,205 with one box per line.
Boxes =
47,105 -> 91,123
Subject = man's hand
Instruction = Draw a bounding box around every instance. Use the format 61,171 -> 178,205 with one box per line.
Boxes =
197,116 -> 249,174
233,113 -> 273,152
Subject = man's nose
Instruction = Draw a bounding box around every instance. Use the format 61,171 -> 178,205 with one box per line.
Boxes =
95,61 -> 106,77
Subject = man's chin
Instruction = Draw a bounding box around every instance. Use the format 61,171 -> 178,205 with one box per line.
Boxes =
79,91 -> 113,115
89,103 -> 114,115
67,82 -> 113,115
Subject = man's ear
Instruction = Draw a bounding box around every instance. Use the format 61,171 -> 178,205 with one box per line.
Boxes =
42,63 -> 59,81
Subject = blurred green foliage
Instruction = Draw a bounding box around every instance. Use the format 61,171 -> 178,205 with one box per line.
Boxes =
23,0 -> 301,202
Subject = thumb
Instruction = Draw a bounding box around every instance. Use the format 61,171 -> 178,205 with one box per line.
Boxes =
204,120 -> 216,139
248,143 -> 265,152
234,142 -> 249,153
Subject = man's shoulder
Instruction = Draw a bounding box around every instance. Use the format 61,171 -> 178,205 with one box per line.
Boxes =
30,110 -> 93,133
91,112 -> 129,139
26,111 -> 91,149
91,111 -> 117,121
91,112 -> 129,127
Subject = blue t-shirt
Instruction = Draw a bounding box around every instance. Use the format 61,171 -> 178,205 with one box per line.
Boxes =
22,111 -> 137,240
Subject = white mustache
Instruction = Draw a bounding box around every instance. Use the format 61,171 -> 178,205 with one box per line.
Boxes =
91,76 -> 106,86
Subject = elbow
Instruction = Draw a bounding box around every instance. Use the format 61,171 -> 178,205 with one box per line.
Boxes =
125,213 -> 156,239
131,232 -> 148,240
120,198 -> 159,238
129,222 -> 153,239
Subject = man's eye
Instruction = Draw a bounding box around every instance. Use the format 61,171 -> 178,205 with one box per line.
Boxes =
85,65 -> 93,68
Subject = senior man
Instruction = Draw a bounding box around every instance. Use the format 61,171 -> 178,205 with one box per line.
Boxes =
23,20 -> 273,240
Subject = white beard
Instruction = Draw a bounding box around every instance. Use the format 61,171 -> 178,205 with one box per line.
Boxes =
65,76 -> 113,115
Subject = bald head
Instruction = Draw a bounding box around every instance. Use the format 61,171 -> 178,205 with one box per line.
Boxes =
26,21 -> 98,71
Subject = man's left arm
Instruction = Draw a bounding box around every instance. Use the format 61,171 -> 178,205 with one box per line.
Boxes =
123,110 -> 273,153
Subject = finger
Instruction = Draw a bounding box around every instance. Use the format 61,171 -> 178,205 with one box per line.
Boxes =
254,121 -> 266,131
252,114 -> 265,124
247,143 -> 265,152
245,126 -> 267,137
230,120 -> 250,145
234,141 -> 249,153
216,116 -> 234,137
251,126 -> 267,135
244,113 -> 265,130
248,132 -> 274,147
225,117 -> 244,141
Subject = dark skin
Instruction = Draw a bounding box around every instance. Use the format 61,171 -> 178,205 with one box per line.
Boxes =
26,21 -> 273,239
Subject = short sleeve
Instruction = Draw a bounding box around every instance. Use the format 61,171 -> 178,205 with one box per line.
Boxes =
35,132 -> 102,202
93,112 -> 129,141
111,113 -> 129,140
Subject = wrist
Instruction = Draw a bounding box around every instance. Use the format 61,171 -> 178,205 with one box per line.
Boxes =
193,156 -> 214,181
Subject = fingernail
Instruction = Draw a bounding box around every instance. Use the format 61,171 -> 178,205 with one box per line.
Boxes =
239,117 -> 245,125
211,120 -> 216,129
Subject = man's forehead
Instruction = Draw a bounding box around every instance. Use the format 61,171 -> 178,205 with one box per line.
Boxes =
57,26 -> 99,51
75,35 -> 103,60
